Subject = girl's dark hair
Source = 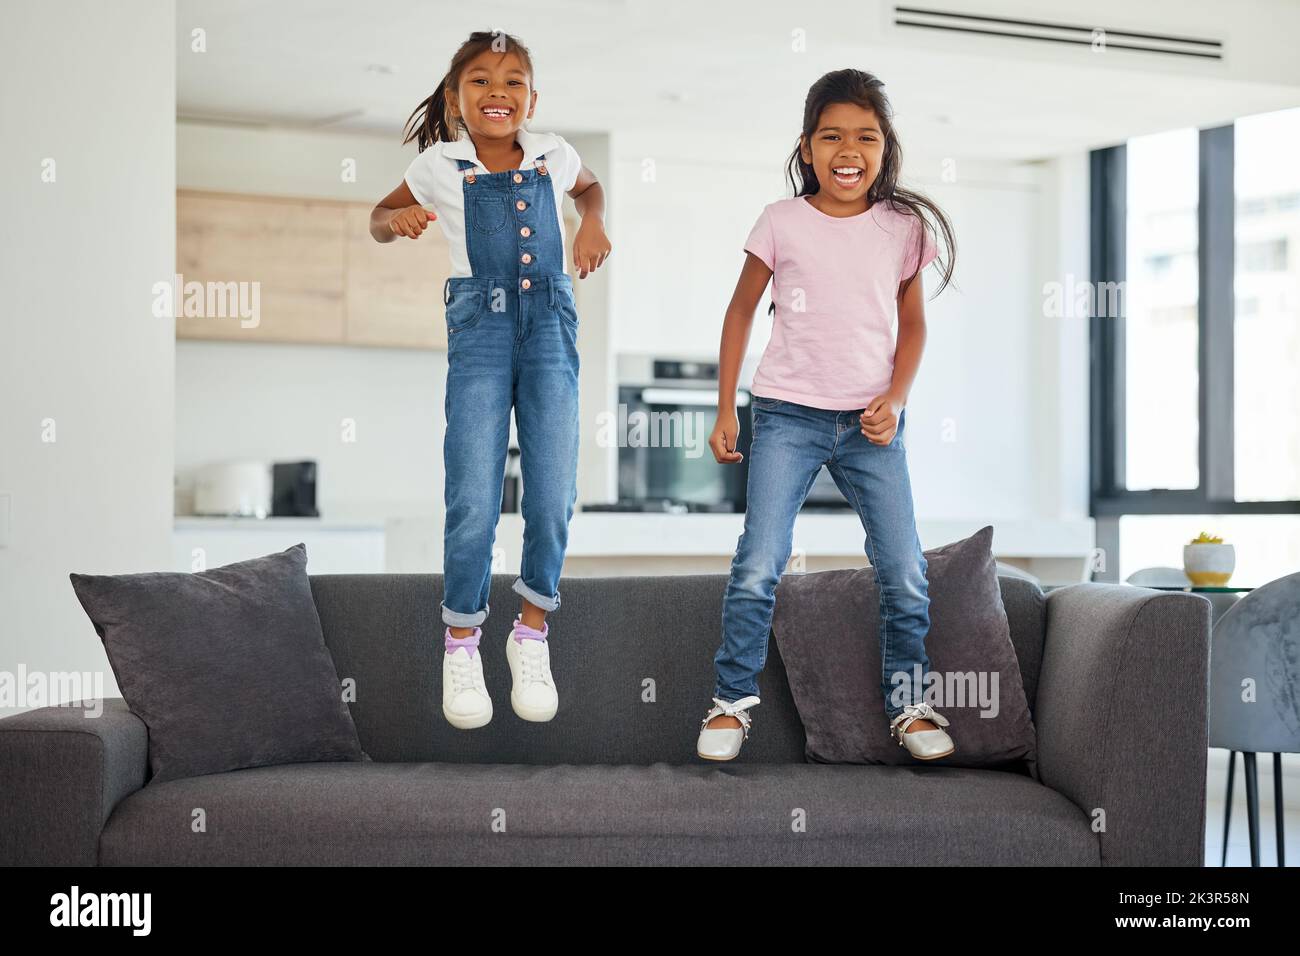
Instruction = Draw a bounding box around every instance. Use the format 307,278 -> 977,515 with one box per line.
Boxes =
785,69 -> 955,298
402,31 -> 535,151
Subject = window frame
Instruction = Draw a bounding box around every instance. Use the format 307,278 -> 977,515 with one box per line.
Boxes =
1090,124 -> 1300,518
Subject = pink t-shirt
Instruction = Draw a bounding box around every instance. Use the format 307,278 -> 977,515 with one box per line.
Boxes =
743,196 -> 938,410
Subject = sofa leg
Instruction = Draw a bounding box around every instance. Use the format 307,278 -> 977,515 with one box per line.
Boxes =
1274,752 -> 1285,868
1244,752 -> 1260,867
1221,750 -> 1235,867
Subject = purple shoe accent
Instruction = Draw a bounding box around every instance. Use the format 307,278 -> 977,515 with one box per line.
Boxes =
511,617 -> 548,643
445,626 -> 482,658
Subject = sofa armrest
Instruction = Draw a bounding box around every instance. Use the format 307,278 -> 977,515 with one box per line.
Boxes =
0,697 -> 148,865
1039,584 -> 1210,866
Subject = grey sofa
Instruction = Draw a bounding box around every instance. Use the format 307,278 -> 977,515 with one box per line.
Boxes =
0,573 -> 1210,866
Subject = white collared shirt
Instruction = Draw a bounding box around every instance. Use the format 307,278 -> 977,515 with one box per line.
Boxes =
403,128 -> 582,277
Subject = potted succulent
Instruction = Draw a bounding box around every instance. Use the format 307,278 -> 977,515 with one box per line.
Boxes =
1183,531 -> 1235,587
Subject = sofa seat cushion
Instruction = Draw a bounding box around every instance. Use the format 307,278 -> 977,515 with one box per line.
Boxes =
99,761 -> 1098,866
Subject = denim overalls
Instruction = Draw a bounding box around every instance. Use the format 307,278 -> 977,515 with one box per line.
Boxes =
440,154 -> 580,628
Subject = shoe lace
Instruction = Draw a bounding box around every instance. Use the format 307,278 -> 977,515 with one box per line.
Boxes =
515,639 -> 552,685
512,620 -> 552,686
444,626 -> 484,697
447,652 -> 483,695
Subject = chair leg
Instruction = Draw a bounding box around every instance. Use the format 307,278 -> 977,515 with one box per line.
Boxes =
1222,750 -> 1236,867
1244,752 -> 1260,867
1274,752 -> 1285,868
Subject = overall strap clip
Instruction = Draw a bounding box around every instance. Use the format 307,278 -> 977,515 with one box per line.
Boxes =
455,157 -> 478,184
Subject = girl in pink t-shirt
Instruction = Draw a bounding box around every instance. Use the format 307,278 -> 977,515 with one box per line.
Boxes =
696,69 -> 956,763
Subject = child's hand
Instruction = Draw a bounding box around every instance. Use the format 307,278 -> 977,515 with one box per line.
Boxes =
709,410 -> 744,464
573,220 -> 611,279
860,394 -> 902,445
388,204 -> 437,239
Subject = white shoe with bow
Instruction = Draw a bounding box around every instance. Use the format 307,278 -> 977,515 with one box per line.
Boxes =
890,702 -> 955,759
696,695 -> 761,761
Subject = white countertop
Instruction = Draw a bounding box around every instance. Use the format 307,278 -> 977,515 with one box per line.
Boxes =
174,515 -> 386,532
387,511 -> 1095,570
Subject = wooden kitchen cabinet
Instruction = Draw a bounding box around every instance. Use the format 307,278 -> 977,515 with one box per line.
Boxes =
343,204 -> 448,349
176,190 -> 349,344
177,190 -> 578,350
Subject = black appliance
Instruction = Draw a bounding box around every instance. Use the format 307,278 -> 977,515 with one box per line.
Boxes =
595,358 -> 752,513
271,461 -> 320,517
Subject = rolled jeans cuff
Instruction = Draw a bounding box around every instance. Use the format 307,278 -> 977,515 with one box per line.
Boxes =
513,577 -> 560,613
442,602 -> 488,627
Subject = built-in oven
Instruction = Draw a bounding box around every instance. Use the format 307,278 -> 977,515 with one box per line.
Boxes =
590,355 -> 853,513
586,357 -> 751,513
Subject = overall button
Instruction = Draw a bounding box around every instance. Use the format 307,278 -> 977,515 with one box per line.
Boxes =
521,278 -> 532,290
512,173 -> 523,184
515,199 -> 527,211
538,164 -> 548,176
520,226 -> 531,237
521,253 -> 532,264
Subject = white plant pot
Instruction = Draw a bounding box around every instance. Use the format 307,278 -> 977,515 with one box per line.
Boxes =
1183,543 -> 1235,587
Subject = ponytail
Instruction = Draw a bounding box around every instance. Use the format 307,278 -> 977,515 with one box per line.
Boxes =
402,73 -> 454,151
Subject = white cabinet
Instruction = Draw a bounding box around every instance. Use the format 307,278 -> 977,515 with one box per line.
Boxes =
172,518 -> 385,573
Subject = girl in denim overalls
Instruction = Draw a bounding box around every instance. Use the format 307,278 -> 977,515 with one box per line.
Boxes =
370,32 -> 610,730
696,70 -> 957,762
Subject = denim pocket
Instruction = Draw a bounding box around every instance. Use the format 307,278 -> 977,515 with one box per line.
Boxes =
556,284 -> 579,331
751,395 -> 782,410
469,195 -> 507,234
445,290 -> 484,334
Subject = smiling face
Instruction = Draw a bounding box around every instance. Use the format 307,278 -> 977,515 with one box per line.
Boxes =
800,101 -> 884,210
446,48 -> 537,143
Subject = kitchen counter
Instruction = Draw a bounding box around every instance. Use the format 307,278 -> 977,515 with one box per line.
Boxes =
387,512 -> 1096,586
173,515 -> 387,572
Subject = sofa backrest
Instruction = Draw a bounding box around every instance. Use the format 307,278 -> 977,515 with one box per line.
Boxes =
310,573 -> 1046,765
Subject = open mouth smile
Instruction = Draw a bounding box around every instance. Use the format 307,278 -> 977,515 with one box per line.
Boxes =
480,105 -> 515,123
831,166 -> 864,188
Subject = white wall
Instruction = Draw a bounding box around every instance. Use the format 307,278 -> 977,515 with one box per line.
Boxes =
0,1 -> 176,712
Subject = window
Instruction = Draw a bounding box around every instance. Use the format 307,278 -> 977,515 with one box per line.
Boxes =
1124,129 -> 1199,492
1234,108 -> 1300,503
1118,514 -> 1300,589
1091,109 -> 1300,586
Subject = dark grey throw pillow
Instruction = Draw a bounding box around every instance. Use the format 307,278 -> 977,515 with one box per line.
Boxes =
70,543 -> 367,784
771,525 -> 1038,776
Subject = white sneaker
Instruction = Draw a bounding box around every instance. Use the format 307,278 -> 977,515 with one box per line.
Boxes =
696,695 -> 761,761
442,626 -> 492,729
505,615 -> 558,722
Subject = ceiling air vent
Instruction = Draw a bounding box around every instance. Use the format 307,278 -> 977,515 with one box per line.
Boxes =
893,6 -> 1223,61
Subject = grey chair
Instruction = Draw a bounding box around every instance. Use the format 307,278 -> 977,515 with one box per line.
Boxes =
1126,566 -> 1191,588
1208,570 -> 1300,866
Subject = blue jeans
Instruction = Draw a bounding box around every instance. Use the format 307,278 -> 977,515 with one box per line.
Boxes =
713,397 -> 932,721
441,275 -> 580,626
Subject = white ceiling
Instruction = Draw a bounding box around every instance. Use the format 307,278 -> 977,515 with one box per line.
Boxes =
175,0 -> 1300,161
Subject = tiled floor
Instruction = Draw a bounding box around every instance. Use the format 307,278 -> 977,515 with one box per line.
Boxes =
1204,750 -> 1297,866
